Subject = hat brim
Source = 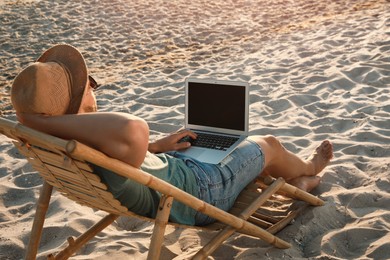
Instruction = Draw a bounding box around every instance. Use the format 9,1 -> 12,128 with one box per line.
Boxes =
37,44 -> 88,114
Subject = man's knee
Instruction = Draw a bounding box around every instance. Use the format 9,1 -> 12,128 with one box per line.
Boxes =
249,135 -> 283,166
262,135 -> 283,150
256,135 -> 283,149
250,134 -> 283,152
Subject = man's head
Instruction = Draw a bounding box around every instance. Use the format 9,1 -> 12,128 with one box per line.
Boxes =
11,44 -> 95,115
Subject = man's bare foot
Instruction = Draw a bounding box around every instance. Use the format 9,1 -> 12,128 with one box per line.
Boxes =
288,176 -> 321,192
306,140 -> 333,176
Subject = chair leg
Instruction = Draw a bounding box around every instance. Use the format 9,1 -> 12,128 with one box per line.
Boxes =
25,181 -> 53,260
193,178 -> 289,260
50,213 -> 119,260
261,176 -> 324,206
147,195 -> 173,260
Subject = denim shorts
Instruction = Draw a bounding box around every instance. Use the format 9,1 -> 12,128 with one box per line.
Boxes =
169,139 -> 265,225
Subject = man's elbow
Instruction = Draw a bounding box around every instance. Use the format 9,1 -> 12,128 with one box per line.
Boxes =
118,118 -> 150,168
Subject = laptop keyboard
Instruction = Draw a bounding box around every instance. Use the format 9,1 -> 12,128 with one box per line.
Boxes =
180,132 -> 239,151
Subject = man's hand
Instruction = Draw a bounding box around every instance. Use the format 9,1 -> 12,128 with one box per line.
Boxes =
148,129 -> 197,154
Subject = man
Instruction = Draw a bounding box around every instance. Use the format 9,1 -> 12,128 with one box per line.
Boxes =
12,44 -> 333,225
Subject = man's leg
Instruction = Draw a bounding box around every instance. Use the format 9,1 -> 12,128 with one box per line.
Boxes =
249,135 -> 333,192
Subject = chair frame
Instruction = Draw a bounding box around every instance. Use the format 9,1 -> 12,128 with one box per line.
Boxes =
0,117 -> 324,260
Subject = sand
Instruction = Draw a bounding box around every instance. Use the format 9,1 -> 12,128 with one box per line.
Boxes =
0,0 -> 389,259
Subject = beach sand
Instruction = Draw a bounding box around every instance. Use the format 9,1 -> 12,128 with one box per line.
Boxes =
1,0 -> 389,259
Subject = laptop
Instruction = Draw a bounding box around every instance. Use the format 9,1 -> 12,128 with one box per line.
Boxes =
178,77 -> 249,164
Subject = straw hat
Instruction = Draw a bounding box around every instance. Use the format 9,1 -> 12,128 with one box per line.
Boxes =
11,44 -> 88,115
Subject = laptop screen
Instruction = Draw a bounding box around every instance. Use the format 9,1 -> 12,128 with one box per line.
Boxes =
187,81 -> 246,131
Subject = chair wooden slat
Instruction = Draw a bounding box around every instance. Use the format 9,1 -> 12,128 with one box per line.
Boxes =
13,140 -> 129,215
247,216 -> 272,229
252,212 -> 281,224
44,164 -> 107,190
14,141 -> 106,191
20,153 -> 107,192
31,146 -> 95,173
31,163 -> 107,190
15,142 -> 102,184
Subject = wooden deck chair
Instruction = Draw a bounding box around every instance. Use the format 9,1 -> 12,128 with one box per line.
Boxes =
0,117 -> 324,260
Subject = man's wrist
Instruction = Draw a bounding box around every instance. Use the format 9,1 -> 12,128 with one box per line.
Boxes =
148,142 -> 159,153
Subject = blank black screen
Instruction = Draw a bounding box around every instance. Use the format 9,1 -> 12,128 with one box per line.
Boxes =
188,82 -> 246,131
